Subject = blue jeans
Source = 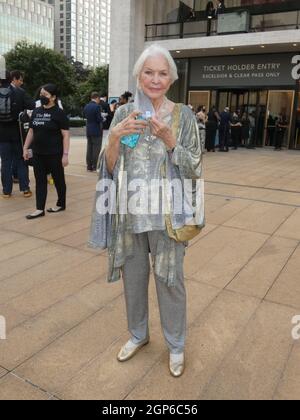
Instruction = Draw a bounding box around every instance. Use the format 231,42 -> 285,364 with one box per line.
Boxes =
0,142 -> 30,194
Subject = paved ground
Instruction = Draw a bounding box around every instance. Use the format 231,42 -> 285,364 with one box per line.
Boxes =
0,137 -> 300,400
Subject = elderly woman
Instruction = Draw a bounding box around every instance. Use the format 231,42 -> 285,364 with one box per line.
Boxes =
89,45 -> 204,378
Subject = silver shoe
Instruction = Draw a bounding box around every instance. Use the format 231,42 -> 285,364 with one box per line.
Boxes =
117,338 -> 149,362
169,353 -> 185,378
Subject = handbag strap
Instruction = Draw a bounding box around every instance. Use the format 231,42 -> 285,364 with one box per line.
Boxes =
162,103 -> 182,179
171,103 -> 182,140
161,103 -> 183,215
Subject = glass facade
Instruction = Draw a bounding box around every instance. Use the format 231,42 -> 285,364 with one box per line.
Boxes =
183,88 -> 297,148
168,58 -> 189,103
55,0 -> 111,67
295,92 -> 300,150
145,0 -> 300,39
0,0 -> 54,55
168,55 -> 299,149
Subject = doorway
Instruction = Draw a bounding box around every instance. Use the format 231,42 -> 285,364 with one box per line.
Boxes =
216,90 -> 251,115
266,90 -> 294,148
295,92 -> 300,150
215,89 -> 268,147
188,89 -> 296,148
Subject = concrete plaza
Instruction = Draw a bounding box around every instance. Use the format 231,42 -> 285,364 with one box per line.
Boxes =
0,137 -> 300,400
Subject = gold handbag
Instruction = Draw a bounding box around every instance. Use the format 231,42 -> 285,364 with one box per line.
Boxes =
164,104 -> 203,243
165,217 -> 203,243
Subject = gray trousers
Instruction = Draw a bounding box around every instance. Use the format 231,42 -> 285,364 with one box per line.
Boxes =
86,135 -> 102,170
122,231 -> 186,354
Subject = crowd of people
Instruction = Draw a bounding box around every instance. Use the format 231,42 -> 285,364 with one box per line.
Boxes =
191,105 -> 289,153
0,65 -> 144,217
0,65 -> 289,224
0,65 -> 137,215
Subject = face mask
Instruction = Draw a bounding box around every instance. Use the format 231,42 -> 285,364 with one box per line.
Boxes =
40,96 -> 50,106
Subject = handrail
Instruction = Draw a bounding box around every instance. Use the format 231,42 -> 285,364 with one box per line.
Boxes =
145,11 -> 300,41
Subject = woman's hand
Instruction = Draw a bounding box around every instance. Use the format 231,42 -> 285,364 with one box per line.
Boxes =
62,155 -> 69,168
106,111 -> 147,175
150,116 -> 177,150
110,111 -> 147,142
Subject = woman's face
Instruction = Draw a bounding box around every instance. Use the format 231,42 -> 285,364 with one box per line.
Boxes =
40,88 -> 56,106
139,55 -> 172,101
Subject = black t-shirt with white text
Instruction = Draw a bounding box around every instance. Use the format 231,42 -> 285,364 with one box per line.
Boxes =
30,106 -> 69,155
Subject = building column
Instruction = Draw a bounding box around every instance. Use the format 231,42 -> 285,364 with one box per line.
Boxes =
109,0 -> 146,98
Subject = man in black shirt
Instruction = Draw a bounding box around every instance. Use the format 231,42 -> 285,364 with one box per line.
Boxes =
10,70 -> 29,183
0,71 -> 34,198
100,93 -> 113,130
219,107 -> 231,152
217,0 -> 226,15
84,92 -> 103,171
11,70 -> 24,89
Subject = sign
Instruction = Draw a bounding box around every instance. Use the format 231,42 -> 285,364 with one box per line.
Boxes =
190,53 -> 297,88
218,11 -> 250,34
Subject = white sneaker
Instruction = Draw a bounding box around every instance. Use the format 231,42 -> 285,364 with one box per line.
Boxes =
169,353 -> 185,378
117,338 -> 149,362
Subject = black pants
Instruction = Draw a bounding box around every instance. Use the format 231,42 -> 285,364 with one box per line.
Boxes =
231,127 -> 241,149
219,126 -> 230,151
87,135 -> 102,170
206,127 -> 217,151
274,130 -> 285,150
33,154 -> 66,211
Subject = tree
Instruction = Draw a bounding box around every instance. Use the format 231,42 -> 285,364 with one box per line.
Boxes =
4,41 -> 109,116
68,57 -> 93,83
87,66 -> 109,96
5,41 -> 75,98
79,66 -> 109,106
61,65 -> 109,116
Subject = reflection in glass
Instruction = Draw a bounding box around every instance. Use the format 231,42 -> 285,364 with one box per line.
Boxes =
218,92 -> 229,113
251,11 -> 298,32
248,90 -> 267,147
211,90 -> 217,108
188,91 -> 211,112
169,59 -> 189,103
194,0 -> 288,11
295,93 -> 300,150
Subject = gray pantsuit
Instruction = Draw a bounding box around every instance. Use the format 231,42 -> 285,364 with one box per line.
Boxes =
122,230 -> 187,355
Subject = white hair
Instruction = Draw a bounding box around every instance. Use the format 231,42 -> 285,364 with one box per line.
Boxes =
133,44 -> 179,85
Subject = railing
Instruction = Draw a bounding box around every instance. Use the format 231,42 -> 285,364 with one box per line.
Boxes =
145,10 -> 300,41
